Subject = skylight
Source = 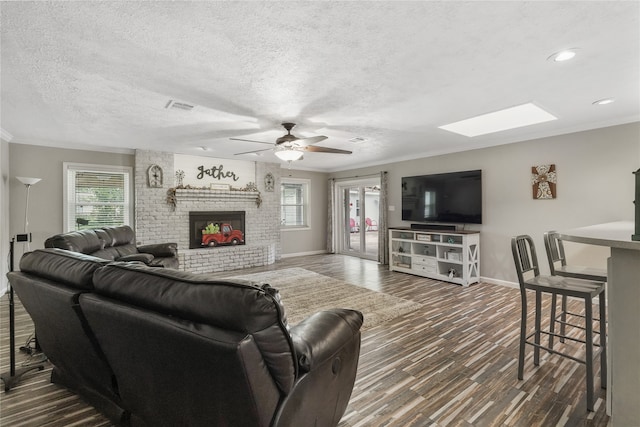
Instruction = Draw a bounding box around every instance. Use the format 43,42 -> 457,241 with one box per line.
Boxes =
438,103 -> 558,137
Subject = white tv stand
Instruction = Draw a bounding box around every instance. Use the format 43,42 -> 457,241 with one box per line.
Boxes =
389,228 -> 480,286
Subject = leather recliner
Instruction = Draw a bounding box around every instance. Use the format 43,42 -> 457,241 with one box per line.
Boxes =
9,249 -> 128,424
8,249 -> 363,426
44,225 -> 178,268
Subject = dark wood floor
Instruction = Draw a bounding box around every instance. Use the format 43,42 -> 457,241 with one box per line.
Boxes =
1,254 -> 609,426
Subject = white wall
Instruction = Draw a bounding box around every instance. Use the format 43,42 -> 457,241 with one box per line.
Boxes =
331,122 -> 640,284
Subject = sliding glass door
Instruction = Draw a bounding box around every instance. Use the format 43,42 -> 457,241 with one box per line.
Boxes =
335,178 -> 380,260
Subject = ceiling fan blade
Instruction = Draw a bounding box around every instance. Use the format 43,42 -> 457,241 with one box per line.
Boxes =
234,148 -> 273,155
230,137 -> 273,145
303,146 -> 352,154
296,135 -> 328,145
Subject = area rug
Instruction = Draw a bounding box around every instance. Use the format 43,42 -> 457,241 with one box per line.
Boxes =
228,267 -> 423,330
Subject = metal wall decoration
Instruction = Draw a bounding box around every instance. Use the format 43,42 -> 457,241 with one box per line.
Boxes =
264,173 -> 275,192
148,164 -> 163,188
175,169 -> 185,187
531,164 -> 557,199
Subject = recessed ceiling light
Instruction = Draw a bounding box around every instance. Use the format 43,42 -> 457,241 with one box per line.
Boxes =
438,103 -> 557,137
593,98 -> 615,105
547,49 -> 578,62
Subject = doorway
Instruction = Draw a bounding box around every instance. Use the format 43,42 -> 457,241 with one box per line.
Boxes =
335,178 -> 380,260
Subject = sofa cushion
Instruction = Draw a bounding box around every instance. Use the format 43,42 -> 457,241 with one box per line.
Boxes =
92,262 -> 296,393
95,226 -> 135,247
19,248 -> 109,290
137,242 -> 178,258
44,229 -> 104,254
92,243 -> 138,261
116,253 -> 155,263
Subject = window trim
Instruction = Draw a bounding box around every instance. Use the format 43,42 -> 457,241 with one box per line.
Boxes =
280,177 -> 311,231
63,162 -> 134,232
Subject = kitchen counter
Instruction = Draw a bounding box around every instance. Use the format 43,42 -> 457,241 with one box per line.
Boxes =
556,221 -> 639,425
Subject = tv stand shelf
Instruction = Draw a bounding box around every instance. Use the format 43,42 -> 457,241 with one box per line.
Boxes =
389,228 -> 480,286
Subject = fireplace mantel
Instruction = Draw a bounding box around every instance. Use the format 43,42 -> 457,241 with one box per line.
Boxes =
175,188 -> 260,201
167,188 -> 262,209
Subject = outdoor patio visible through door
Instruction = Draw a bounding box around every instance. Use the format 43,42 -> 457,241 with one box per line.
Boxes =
336,178 -> 380,260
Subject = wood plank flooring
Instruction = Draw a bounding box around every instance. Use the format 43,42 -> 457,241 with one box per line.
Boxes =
1,254 -> 609,426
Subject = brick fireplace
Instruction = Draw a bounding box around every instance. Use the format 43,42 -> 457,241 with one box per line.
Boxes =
134,150 -> 281,273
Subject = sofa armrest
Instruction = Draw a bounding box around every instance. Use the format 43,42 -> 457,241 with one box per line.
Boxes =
137,243 -> 178,258
117,253 -> 155,264
289,309 -> 363,373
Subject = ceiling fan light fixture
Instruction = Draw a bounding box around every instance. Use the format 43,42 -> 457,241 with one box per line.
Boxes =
547,48 -> 578,62
593,98 -> 615,105
274,147 -> 303,162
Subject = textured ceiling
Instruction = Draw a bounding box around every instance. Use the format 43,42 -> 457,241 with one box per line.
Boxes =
1,1 -> 639,172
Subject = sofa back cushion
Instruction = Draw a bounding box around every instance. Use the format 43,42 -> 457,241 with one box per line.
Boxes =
19,248 -> 109,290
91,262 -> 296,393
92,243 -> 138,261
44,229 -> 104,255
80,292 -> 281,426
95,226 -> 135,247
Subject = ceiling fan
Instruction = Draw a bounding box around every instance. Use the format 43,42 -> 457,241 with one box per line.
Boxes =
231,122 -> 352,161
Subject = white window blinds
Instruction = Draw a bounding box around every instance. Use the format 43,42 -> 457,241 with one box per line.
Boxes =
281,179 -> 309,228
64,163 -> 133,232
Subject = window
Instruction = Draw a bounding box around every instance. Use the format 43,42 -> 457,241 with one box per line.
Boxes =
281,178 -> 310,229
63,163 -> 133,232
424,190 -> 436,219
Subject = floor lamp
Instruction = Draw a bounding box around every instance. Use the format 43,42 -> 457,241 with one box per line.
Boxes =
0,177 -> 45,391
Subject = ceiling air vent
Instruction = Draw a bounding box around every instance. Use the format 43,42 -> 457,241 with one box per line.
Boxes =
165,100 -> 195,111
348,137 -> 368,143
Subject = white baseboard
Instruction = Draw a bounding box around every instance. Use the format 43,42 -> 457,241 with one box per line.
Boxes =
281,250 -> 328,259
481,276 -> 519,289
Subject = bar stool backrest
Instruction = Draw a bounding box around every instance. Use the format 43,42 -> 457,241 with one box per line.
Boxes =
543,231 -> 607,282
511,235 -> 541,287
544,231 -> 567,275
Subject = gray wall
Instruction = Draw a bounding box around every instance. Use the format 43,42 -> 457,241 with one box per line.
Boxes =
6,122 -> 639,285
1,139 -> 10,293
7,144 -> 134,263
279,169 -> 329,256
331,122 -> 639,284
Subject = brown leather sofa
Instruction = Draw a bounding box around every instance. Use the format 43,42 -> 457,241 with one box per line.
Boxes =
44,225 -> 179,269
9,248 -> 363,426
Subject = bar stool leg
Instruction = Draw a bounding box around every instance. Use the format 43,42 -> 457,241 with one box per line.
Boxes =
534,291 -> 542,366
585,298 -> 594,411
560,295 -> 567,343
599,291 -> 607,389
518,289 -> 527,380
550,294 -> 557,349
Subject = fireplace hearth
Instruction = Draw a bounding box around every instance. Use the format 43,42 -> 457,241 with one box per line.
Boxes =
189,211 -> 246,249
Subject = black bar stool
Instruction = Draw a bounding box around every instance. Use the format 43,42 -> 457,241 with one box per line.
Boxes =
511,235 -> 606,411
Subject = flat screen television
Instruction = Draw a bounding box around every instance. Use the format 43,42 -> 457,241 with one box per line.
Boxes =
401,170 -> 482,224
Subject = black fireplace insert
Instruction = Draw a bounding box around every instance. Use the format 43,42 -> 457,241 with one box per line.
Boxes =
189,211 -> 246,249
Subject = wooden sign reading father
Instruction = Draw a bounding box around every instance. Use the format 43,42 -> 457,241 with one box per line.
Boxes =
174,154 -> 255,188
